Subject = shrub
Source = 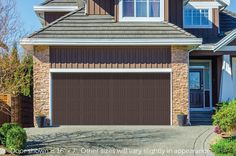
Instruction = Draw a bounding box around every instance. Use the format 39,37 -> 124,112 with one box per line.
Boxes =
213,100 -> 236,132
211,137 -> 236,155
0,123 -> 20,146
6,126 -> 27,151
0,132 -> 3,145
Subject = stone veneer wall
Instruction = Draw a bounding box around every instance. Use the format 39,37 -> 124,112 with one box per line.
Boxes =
33,46 -> 50,126
33,45 -> 189,126
171,46 -> 189,125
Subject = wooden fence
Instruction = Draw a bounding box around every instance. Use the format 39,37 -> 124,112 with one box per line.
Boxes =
0,94 -> 33,127
0,95 -> 11,126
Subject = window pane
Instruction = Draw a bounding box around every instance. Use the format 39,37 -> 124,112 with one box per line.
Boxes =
201,9 -> 209,25
149,0 -> 160,17
184,9 -> 192,25
190,72 -> 201,90
123,0 -> 134,17
136,0 -> 147,17
193,9 -> 200,25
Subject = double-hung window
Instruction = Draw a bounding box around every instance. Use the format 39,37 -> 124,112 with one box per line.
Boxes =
121,0 -> 164,21
184,7 -> 212,28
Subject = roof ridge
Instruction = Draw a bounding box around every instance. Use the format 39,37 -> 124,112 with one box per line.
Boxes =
28,8 -> 85,38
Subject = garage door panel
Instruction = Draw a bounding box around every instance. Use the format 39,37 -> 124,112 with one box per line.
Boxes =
52,73 -> 170,125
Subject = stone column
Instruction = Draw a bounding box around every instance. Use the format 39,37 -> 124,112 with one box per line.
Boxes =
171,46 -> 189,125
33,46 -> 50,126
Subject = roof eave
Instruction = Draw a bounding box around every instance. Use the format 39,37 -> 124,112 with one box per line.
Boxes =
20,38 -> 202,46
217,0 -> 230,6
33,6 -> 78,13
197,29 -> 236,52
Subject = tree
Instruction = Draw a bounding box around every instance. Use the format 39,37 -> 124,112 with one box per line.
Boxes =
0,45 -> 33,97
0,45 -> 33,118
0,0 -> 23,53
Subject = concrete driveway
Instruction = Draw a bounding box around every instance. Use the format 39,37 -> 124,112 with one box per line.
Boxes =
24,126 -> 215,156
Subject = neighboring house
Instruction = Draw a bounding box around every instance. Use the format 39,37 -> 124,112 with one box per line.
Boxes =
21,0 -> 236,126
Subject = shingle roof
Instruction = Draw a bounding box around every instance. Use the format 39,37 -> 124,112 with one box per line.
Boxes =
41,0 -> 79,6
220,10 -> 236,35
28,9 -> 197,40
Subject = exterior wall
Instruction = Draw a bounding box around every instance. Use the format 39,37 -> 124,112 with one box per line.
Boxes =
87,0 -> 114,16
44,12 -> 68,25
50,46 -> 171,69
171,46 -> 189,125
33,46 -> 189,126
169,0 -> 183,27
89,0 -> 170,22
33,46 -> 50,126
184,8 -> 219,43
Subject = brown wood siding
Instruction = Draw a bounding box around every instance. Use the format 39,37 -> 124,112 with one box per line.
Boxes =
52,73 -> 171,125
184,8 -> 219,43
50,47 -> 171,69
44,12 -> 69,25
169,0 -> 183,27
87,0 -> 114,16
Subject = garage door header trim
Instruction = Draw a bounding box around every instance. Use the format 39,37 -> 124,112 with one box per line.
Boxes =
50,68 -> 172,73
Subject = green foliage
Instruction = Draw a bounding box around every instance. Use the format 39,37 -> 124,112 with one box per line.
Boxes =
213,100 -> 236,132
0,123 -> 20,146
216,101 -> 231,111
0,44 -> 33,97
19,55 -> 33,97
211,137 -> 236,156
0,133 -> 4,145
6,126 -> 27,151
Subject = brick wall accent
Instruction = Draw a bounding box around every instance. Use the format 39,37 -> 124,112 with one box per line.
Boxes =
171,46 -> 189,125
33,46 -> 50,126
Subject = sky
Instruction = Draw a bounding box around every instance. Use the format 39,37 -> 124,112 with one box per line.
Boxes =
16,0 -> 236,35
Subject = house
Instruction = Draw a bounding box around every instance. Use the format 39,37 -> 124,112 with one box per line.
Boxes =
20,0 -> 236,126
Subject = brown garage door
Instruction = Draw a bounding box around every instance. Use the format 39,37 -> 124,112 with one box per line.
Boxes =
52,73 -> 171,125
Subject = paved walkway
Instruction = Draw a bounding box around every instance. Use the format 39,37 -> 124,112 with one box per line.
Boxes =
24,126 -> 215,156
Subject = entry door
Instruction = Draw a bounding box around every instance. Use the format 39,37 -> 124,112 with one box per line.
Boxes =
190,69 -> 204,108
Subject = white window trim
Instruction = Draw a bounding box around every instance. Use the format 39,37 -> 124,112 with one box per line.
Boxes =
183,6 -> 213,29
119,0 -> 164,22
187,2 -> 221,9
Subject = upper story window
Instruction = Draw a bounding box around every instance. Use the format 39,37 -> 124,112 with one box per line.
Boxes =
120,0 -> 164,21
184,8 -> 212,28
183,2 -> 215,29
